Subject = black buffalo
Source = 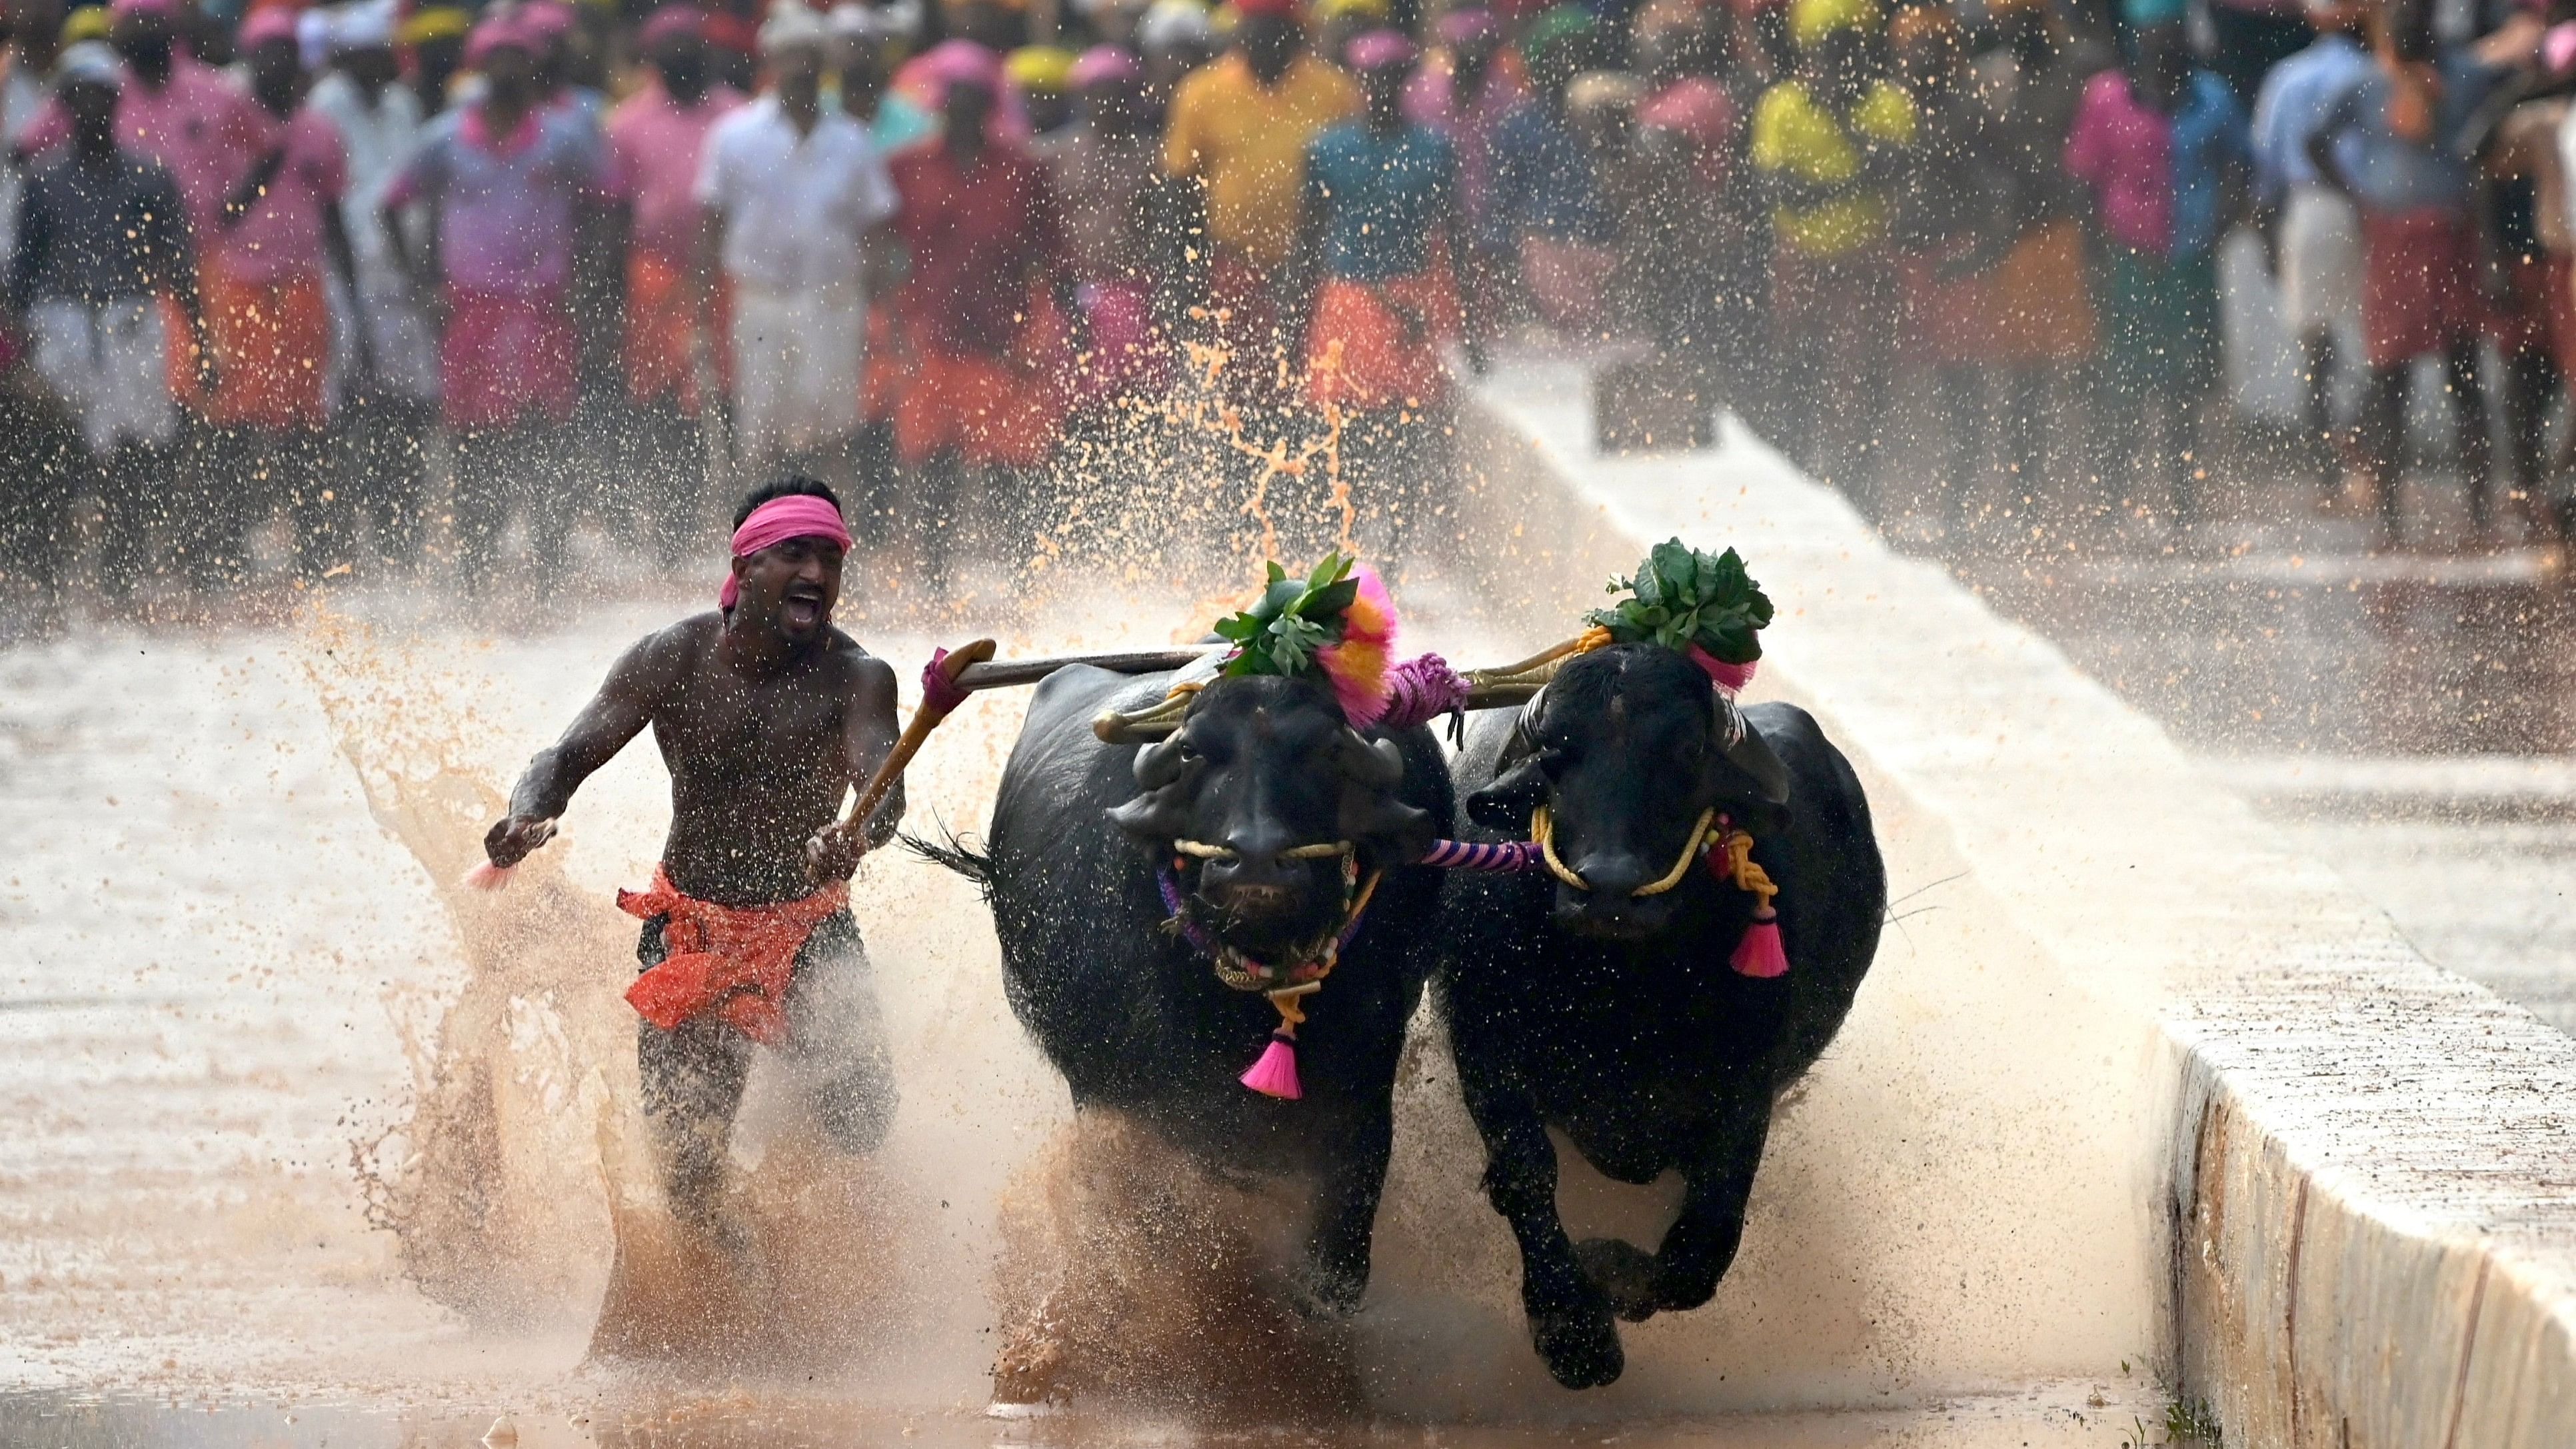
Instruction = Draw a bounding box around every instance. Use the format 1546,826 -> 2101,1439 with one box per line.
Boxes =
924,663 -> 1453,1313
1435,643 -> 1884,1388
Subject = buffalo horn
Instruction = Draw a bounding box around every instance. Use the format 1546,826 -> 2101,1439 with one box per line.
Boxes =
1458,633 -> 1601,710
1336,728 -> 1405,789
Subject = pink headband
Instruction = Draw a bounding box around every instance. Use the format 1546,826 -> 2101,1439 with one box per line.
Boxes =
1345,27 -> 1417,71
920,37 -> 1004,92
1070,43 -> 1143,88
720,495 -> 853,608
238,7 -> 301,50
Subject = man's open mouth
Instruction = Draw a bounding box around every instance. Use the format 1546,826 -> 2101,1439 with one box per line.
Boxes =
780,593 -> 825,629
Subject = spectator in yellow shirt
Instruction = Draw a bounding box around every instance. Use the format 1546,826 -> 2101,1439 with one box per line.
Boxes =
1162,0 -> 1357,406
1748,0 -> 1913,496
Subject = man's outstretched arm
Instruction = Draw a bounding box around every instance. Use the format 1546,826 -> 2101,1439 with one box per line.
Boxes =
806,655 -> 904,882
485,634 -> 676,866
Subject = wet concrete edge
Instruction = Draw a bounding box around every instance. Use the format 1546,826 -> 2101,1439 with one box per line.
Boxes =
1447,355 -> 2576,1448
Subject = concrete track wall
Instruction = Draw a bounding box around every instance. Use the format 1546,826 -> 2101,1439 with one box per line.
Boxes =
1446,358 -> 2576,1446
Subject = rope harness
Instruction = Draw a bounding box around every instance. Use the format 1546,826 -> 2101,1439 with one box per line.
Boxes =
1158,852 -> 1384,1100
1422,807 -> 1789,979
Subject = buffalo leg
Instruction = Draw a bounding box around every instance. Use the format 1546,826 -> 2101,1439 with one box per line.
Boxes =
1647,1091 -> 1772,1315
1460,1069 -> 1622,1388
1300,1101 -> 1394,1316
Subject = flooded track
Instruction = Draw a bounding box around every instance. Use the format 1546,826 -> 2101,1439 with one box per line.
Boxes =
0,549 -> 2170,1442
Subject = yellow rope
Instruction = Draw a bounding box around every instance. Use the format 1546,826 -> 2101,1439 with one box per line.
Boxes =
1635,808 -> 1718,896
1720,828 -> 1779,914
1530,805 -> 1714,897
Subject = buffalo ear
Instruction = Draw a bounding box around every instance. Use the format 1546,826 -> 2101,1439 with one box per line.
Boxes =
1108,774 -> 1197,841
1720,720 -> 1791,806
1132,733 -> 1191,790
1342,786 -> 1435,864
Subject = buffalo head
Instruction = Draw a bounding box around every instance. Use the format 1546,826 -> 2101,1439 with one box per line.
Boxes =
1108,673 -> 1434,960
1467,644 -> 1788,941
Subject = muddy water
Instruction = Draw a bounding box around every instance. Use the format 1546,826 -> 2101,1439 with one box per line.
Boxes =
0,557 -> 2163,1442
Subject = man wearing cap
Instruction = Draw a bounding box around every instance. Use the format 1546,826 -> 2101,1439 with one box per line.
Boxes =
1160,0 -> 1356,409
397,6 -> 469,116
6,41 -> 211,601
1005,44 -> 1074,135
180,6 -> 360,583
607,5 -> 742,563
1402,7 -> 1518,370
477,475 -> 906,1261
1293,29 -> 1458,563
310,0 -> 439,573
17,0 -> 266,241
885,39 -> 1066,582
384,12 -> 606,591
1748,0 -> 1915,492
694,1 -> 896,481
2252,1 -> 2371,506
1968,0 -> 2106,501
1040,44 -> 1175,419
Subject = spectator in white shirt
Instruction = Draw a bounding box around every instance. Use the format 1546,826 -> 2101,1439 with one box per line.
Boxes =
693,1 -> 897,475
307,0 -> 440,568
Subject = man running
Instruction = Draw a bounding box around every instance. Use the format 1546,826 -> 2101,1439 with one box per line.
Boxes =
477,477 -> 904,1252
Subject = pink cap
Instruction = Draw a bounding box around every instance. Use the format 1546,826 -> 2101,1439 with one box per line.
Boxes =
920,37 -> 1003,91
1069,42 -> 1142,87
519,0 -> 577,38
464,13 -> 534,67
639,3 -> 706,47
1344,26 -> 1415,69
237,6 -> 302,50
1436,6 -> 1495,43
2548,19 -> 2576,73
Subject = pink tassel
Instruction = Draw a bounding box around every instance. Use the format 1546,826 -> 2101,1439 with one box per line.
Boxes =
1240,1034 -> 1304,1099
1730,917 -> 1788,978
462,860 -> 515,892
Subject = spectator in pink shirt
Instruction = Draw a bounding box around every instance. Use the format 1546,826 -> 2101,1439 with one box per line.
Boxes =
179,7 -> 363,585
15,0 -> 266,242
607,5 -> 742,563
385,14 -> 606,594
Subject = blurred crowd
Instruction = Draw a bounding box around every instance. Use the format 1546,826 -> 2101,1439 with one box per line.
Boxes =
6,0 -> 2576,616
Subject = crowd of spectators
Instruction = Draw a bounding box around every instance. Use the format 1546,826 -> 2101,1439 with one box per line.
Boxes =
5,0 -> 2576,615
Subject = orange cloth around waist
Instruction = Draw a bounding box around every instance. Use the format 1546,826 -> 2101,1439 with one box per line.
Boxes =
617,865 -> 850,1045
890,288 -> 1067,469
625,253 -> 729,412
1304,268 -> 1462,411
171,263 -> 331,428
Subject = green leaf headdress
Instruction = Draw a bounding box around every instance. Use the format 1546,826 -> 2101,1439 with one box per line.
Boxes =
1208,552 -> 1400,724
1584,539 -> 1773,687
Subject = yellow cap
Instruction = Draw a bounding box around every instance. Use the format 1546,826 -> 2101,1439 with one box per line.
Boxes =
1004,43 -> 1077,91
1315,0 -> 1387,17
399,6 -> 473,43
60,5 -> 110,45
1788,0 -> 1877,47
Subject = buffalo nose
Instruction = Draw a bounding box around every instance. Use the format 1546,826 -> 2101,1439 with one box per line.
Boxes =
1202,843 -> 1304,910
1576,852 -> 1653,902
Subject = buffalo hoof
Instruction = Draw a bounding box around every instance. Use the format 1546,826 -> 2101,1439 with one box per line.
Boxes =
1574,1236 -> 1660,1322
1532,1301 -> 1624,1389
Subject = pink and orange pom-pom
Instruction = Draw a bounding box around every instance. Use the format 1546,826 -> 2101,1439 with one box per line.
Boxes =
1317,567 -> 1399,727
462,860 -> 515,892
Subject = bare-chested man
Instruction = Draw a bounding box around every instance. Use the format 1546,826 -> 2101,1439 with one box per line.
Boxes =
479,476 -> 902,1250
